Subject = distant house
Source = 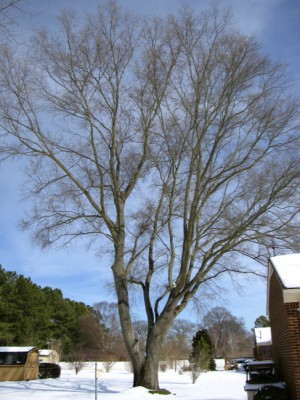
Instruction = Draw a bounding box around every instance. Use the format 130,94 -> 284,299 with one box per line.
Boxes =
38,349 -> 59,364
268,253 -> 300,400
253,327 -> 272,361
0,347 -> 39,381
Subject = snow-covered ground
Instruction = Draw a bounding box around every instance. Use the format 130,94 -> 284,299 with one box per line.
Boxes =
0,363 -> 247,400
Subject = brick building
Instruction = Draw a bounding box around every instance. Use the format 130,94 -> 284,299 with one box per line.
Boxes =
268,254 -> 300,400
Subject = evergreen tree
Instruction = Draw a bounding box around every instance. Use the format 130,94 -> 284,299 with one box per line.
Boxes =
254,315 -> 270,328
190,329 -> 215,383
0,265 -> 105,358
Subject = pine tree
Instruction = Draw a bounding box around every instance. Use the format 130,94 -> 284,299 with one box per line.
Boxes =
0,265 -> 105,358
190,329 -> 216,383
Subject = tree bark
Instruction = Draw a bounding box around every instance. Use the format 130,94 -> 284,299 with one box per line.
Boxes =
113,260 -> 162,389
132,351 -> 159,389
132,327 -> 164,390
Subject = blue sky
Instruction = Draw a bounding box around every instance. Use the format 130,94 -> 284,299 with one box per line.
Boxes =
1,0 -> 300,330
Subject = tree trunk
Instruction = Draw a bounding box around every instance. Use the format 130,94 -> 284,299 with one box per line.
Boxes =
132,338 -> 160,390
131,317 -> 175,390
112,251 -> 159,388
112,208 -> 172,390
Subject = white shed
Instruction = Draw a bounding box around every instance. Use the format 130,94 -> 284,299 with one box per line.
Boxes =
38,349 -> 59,363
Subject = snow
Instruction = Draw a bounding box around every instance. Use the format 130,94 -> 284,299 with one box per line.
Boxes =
0,363 -> 247,400
38,350 -> 53,356
270,253 -> 300,288
0,347 -> 36,352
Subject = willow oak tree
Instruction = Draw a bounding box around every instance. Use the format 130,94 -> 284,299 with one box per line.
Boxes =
0,0 -> 23,40
0,2 -> 300,390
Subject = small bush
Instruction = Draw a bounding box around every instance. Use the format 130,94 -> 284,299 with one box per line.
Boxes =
181,364 -> 192,372
209,358 -> 216,371
192,369 -> 200,384
159,362 -> 168,372
103,361 -> 115,372
39,363 -> 61,379
253,385 -> 287,400
69,360 -> 85,375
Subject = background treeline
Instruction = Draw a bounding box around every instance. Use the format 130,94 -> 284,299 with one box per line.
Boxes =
0,266 -> 255,362
0,266 -> 115,360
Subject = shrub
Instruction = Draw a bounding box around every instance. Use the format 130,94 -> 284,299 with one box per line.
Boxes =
192,370 -> 201,384
39,363 -> 61,379
70,360 -> 85,375
181,364 -> 192,372
159,362 -> 168,372
103,361 -> 115,372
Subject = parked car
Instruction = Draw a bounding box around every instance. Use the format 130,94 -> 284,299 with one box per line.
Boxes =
236,358 -> 250,370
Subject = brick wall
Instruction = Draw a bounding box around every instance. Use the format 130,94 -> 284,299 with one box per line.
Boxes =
269,270 -> 300,400
254,344 -> 272,361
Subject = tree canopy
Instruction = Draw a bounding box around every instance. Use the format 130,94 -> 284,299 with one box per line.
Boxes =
0,1 -> 299,389
0,265 -> 105,359
254,315 -> 270,328
202,306 -> 253,358
0,0 -> 24,41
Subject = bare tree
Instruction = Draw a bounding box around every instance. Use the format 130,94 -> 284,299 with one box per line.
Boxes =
163,319 -> 195,364
77,314 -> 106,360
202,307 -> 252,358
0,1 -> 300,390
0,0 -> 21,12
169,319 -> 196,340
0,0 -> 21,20
93,301 -> 128,360
0,0 -> 23,39
94,302 -> 120,331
